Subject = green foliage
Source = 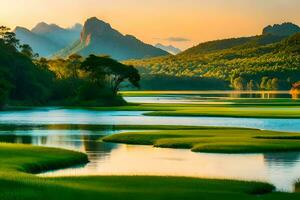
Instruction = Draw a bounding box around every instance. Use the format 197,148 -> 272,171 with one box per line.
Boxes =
0,29 -> 55,106
1,141 -> 299,200
103,127 -> 300,153
81,55 -> 140,94
125,33 -> 300,90
0,26 -> 141,108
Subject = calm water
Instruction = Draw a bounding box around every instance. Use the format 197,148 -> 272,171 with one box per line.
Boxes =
0,105 -> 300,192
1,108 -> 300,132
0,129 -> 299,192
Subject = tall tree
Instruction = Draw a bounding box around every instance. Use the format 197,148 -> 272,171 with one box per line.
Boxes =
81,55 -> 140,95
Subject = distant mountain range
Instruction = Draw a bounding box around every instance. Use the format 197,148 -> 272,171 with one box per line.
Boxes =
155,43 -> 181,55
14,20 -> 300,61
55,17 -> 169,60
181,22 -> 300,56
125,22 -> 300,90
15,23 -> 82,57
15,17 -> 168,60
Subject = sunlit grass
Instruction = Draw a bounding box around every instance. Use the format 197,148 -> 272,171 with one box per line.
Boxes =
0,142 -> 290,200
1,126 -> 300,199
103,126 -> 300,153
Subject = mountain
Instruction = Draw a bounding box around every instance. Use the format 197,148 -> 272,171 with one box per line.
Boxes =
180,34 -> 286,56
125,24 -> 300,90
31,22 -> 82,47
15,22 -> 82,57
180,23 -> 300,56
155,43 -> 181,55
55,17 -> 169,60
263,22 -> 300,36
14,26 -> 61,57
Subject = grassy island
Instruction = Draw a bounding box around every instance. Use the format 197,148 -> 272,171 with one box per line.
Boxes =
0,143 -> 278,200
103,126 -> 300,153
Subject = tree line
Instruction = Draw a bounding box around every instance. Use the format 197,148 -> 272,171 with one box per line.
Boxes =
125,33 -> 300,90
0,26 -> 140,108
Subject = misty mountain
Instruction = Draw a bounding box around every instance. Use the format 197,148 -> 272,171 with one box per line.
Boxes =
15,22 -> 82,57
14,26 -> 61,57
56,17 -> 169,60
31,22 -> 82,47
155,43 -> 181,55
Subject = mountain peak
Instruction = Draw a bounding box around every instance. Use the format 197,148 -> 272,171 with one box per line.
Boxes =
263,22 -> 300,36
14,26 -> 31,33
84,17 -> 112,29
56,17 -> 169,60
81,17 -> 116,44
155,43 -> 181,55
31,22 -> 64,34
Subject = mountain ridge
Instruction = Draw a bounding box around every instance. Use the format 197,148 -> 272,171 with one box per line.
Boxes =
55,17 -> 169,60
155,43 -> 181,55
15,22 -> 82,57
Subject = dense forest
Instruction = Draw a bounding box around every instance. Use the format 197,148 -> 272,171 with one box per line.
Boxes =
125,29 -> 300,90
0,26 -> 140,108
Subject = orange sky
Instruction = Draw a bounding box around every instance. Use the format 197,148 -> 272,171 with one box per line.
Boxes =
1,0 -> 300,49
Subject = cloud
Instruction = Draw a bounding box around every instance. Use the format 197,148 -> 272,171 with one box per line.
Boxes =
154,37 -> 191,42
165,37 -> 190,42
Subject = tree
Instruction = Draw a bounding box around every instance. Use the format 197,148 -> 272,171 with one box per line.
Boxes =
81,55 -> 140,95
0,68 -> 11,108
246,80 -> 256,91
232,77 -> 244,90
260,77 -> 269,90
0,26 -> 19,49
67,54 -> 82,79
271,78 -> 279,90
20,44 -> 38,59
266,79 -> 273,90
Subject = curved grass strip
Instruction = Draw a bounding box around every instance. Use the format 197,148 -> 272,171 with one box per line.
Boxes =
103,127 -> 300,153
145,108 -> 300,118
1,142 -> 300,199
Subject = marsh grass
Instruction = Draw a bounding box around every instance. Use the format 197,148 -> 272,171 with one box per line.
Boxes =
1,129 -> 300,199
103,126 -> 300,153
0,142 -> 286,200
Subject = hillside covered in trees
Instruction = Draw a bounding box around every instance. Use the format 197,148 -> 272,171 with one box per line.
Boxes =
125,23 -> 300,90
0,26 -> 140,108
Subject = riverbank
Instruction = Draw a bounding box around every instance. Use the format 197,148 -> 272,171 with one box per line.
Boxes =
2,142 -> 300,200
86,103 -> 300,118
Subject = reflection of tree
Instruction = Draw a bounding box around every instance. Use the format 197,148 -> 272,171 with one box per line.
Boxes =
264,152 -> 300,167
296,183 -> 300,192
0,135 -> 33,144
82,135 -> 118,161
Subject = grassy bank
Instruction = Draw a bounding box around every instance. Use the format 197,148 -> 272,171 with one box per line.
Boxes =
94,103 -> 300,118
144,106 -> 300,118
2,143 -> 300,200
103,126 -> 300,153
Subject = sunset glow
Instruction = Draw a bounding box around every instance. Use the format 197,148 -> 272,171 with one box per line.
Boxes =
1,0 -> 300,49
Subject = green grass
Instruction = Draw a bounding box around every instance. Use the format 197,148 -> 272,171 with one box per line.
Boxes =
145,108 -> 300,118
69,101 -> 300,118
103,126 -> 300,153
2,143 -> 300,200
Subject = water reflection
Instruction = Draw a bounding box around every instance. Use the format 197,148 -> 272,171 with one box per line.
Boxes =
0,130 -> 300,192
1,109 -> 300,132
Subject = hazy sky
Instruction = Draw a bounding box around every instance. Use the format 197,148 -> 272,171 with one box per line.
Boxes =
1,0 -> 300,49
